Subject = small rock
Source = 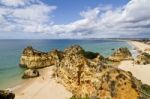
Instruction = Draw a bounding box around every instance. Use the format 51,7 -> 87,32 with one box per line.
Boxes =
22,69 -> 40,79
111,48 -> 115,50
0,90 -> 15,99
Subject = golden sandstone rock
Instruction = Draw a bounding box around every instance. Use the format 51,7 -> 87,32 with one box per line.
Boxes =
19,46 -> 63,68
20,45 -> 149,99
108,47 -> 133,62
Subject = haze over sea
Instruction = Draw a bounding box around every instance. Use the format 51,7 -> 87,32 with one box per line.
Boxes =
0,39 -> 133,89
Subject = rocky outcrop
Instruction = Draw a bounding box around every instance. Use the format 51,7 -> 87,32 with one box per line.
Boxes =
135,52 -> 150,65
19,45 -> 103,69
22,69 -> 39,79
107,47 -> 132,62
0,90 -> 15,99
19,45 -> 146,98
19,46 -> 63,69
64,45 -> 84,55
98,68 -> 141,99
52,45 -> 142,99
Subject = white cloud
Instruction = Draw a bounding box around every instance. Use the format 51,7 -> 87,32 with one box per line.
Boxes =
49,0 -> 150,38
80,7 -> 100,19
0,0 -> 149,38
0,0 -> 56,33
0,0 -> 39,7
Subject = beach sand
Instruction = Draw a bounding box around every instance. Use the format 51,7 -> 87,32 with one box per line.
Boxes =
13,66 -> 72,99
119,41 -> 150,85
130,41 -> 150,54
119,60 -> 150,85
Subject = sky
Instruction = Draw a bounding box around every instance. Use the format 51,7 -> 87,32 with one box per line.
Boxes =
0,0 -> 150,39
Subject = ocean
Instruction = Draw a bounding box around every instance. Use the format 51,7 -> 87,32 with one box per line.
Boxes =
0,39 -> 133,89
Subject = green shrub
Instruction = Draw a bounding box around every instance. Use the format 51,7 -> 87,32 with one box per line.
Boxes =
141,84 -> 150,95
83,51 -> 99,59
70,94 -> 90,99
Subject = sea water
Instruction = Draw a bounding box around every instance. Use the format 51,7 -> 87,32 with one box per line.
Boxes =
0,39 -> 132,89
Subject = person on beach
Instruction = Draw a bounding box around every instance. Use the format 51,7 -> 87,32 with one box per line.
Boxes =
133,59 -> 135,67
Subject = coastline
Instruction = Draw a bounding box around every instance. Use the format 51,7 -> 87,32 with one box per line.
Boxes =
129,41 -> 150,54
2,40 -> 149,98
12,66 -> 72,99
0,40 -> 131,99
119,41 -> 150,85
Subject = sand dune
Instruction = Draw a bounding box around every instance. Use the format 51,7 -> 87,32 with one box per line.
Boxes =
13,67 -> 72,99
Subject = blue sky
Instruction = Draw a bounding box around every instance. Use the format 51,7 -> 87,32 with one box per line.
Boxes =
0,0 -> 150,39
42,0 -> 129,24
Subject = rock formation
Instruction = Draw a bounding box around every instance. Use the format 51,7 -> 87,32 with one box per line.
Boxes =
19,45 -> 149,98
107,47 -> 132,62
19,46 -> 63,69
135,52 -> 150,65
52,45 -> 143,99
22,69 -> 39,79
0,90 -> 15,99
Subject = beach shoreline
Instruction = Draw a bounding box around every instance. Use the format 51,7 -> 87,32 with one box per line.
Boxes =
129,40 -> 150,54
119,40 -> 150,85
12,66 -> 72,99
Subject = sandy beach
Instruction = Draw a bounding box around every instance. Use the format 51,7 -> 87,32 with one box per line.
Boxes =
130,41 -> 150,54
119,41 -> 150,85
119,60 -> 150,85
13,66 -> 72,99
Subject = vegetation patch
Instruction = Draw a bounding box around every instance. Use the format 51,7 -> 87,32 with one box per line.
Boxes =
141,84 -> 150,95
83,51 -> 99,59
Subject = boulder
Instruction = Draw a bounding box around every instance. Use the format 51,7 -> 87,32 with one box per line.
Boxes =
107,47 -> 132,62
0,90 -> 15,99
22,69 -> 40,79
135,52 -> 150,65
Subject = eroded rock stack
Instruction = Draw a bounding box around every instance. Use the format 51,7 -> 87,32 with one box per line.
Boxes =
107,47 -> 133,62
19,46 -> 63,69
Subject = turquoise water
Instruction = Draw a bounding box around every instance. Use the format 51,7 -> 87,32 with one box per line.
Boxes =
0,39 -> 132,89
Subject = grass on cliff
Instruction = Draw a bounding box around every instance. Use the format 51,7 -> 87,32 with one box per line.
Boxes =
83,51 -> 99,59
141,84 -> 150,95
70,94 -> 90,99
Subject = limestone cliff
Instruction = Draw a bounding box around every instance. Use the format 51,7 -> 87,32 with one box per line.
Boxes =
107,47 -> 132,62
52,45 -> 143,99
19,46 -> 63,69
